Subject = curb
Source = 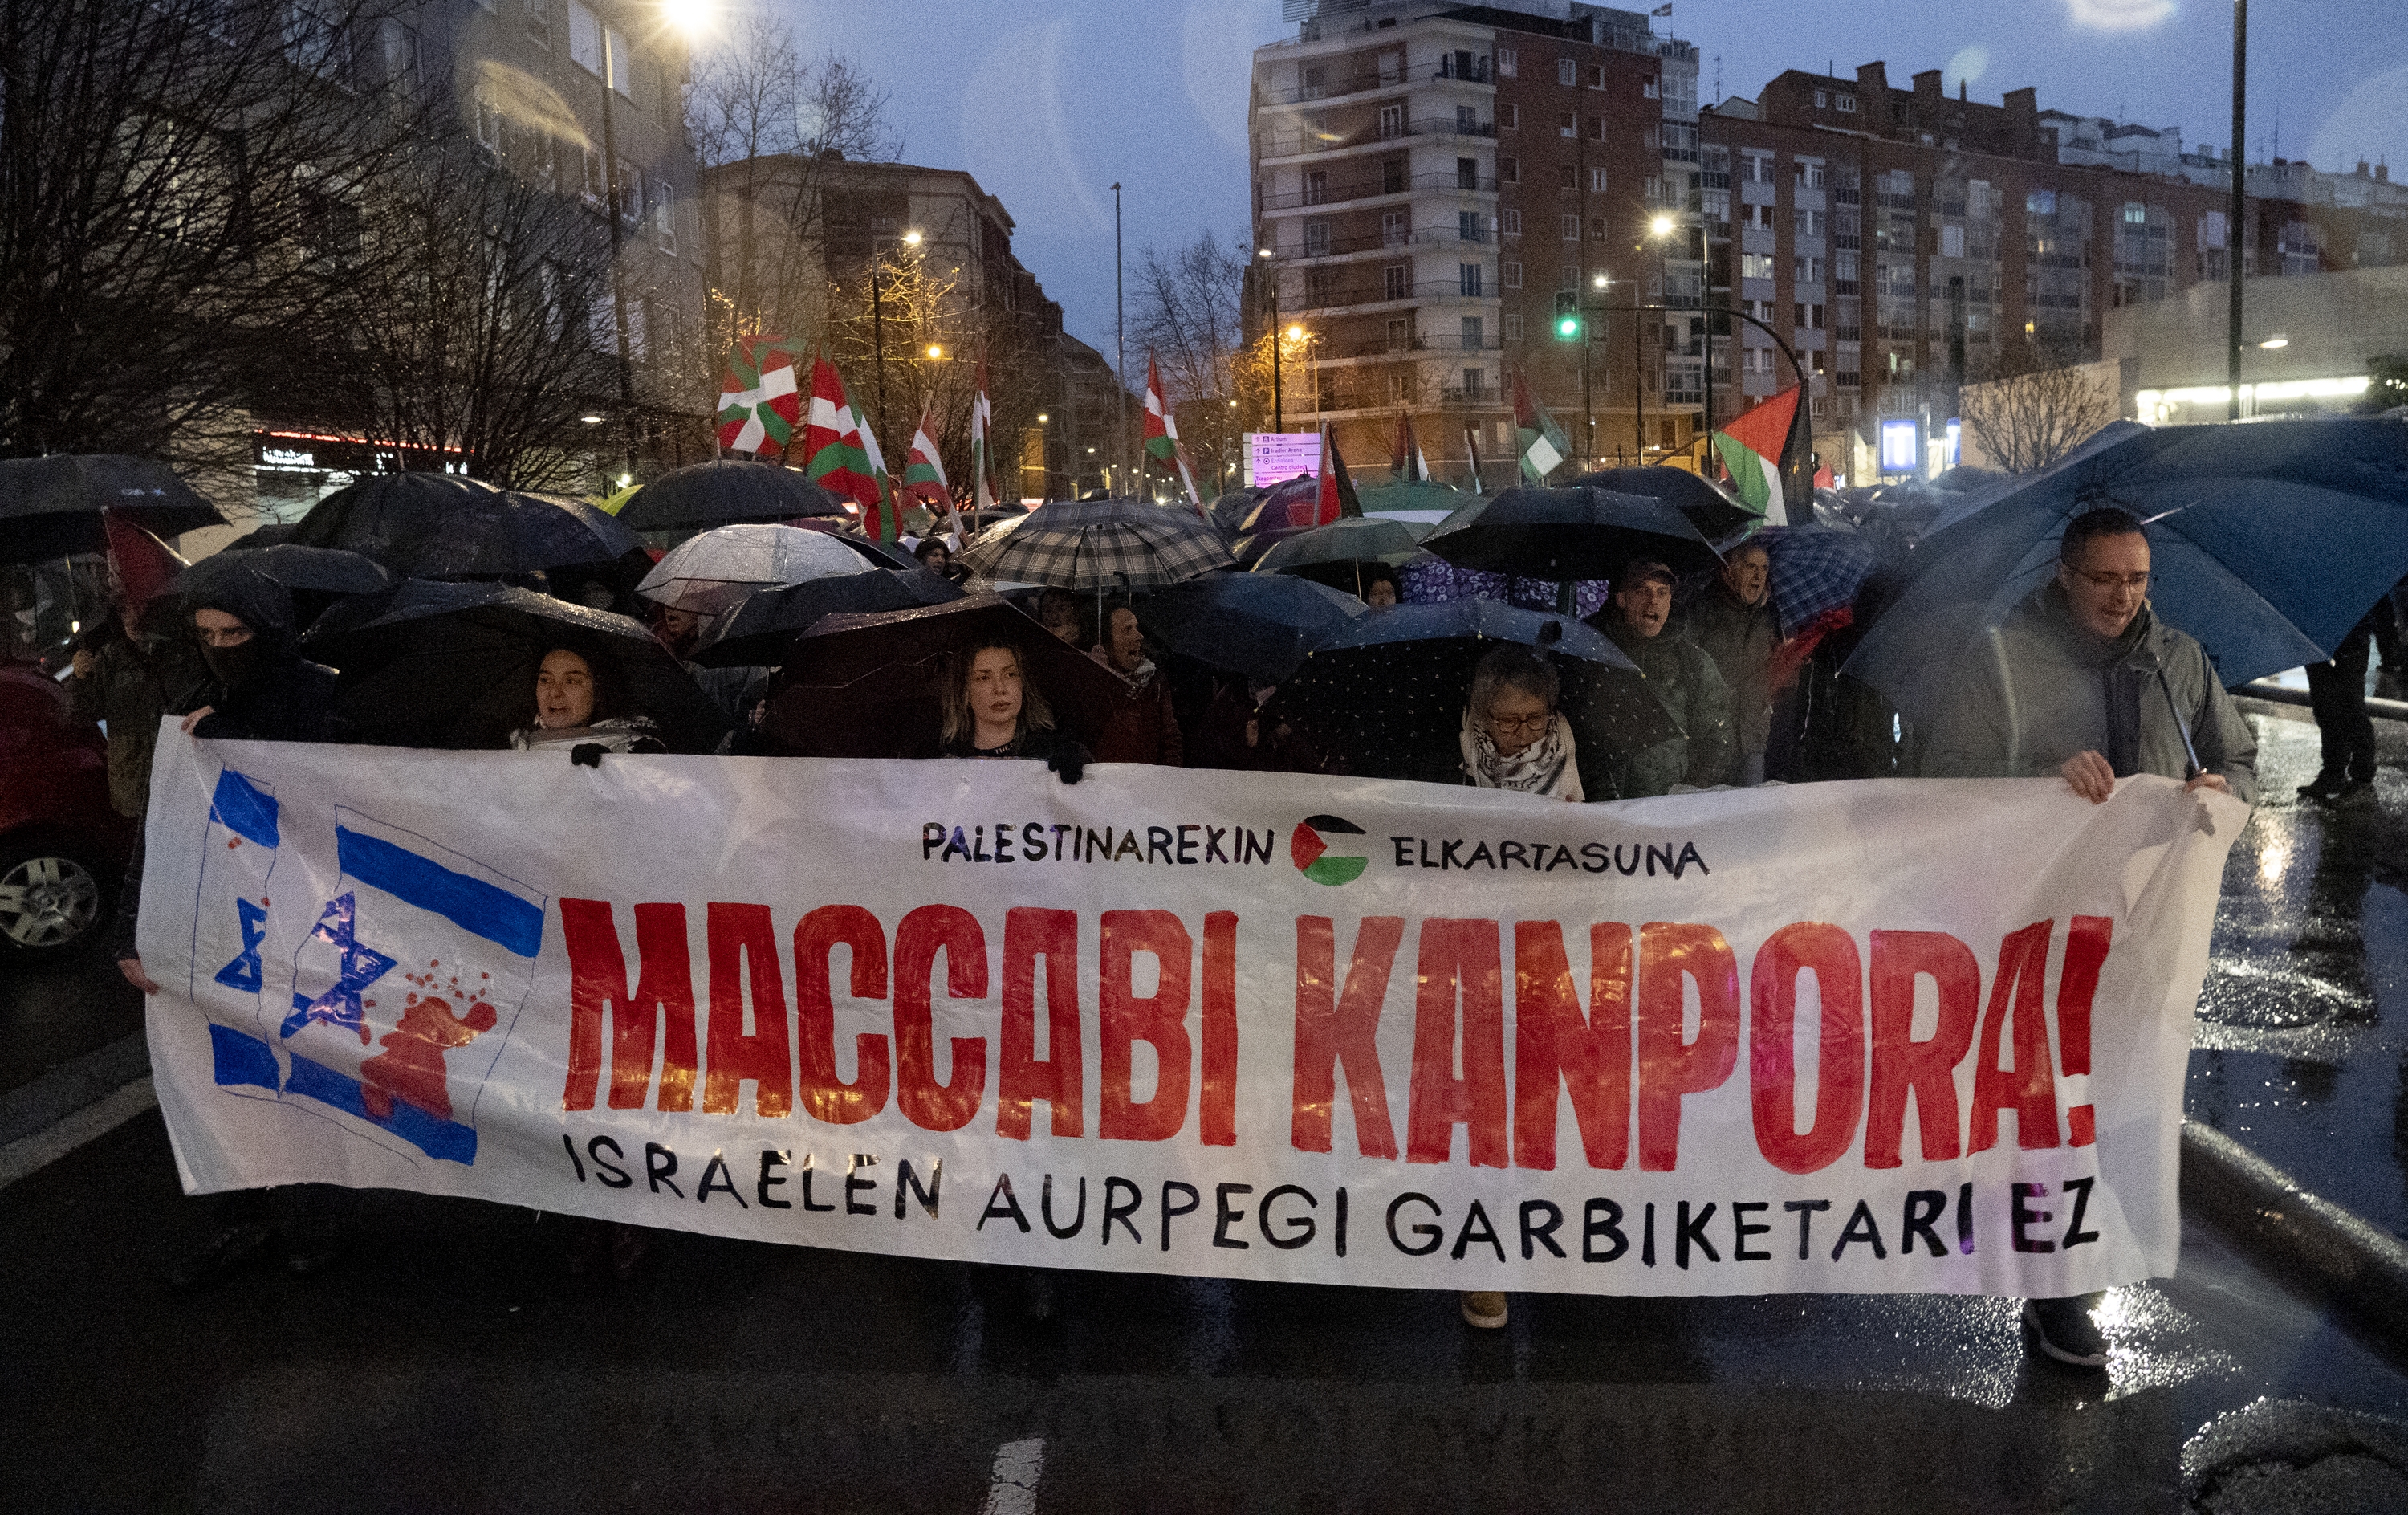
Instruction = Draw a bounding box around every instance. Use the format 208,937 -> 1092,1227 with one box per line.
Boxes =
0,1028 -> 150,1147
2235,681 -> 2408,723
2182,1122 -> 2408,1346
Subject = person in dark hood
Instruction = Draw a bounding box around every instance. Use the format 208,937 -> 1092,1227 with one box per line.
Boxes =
115,563 -> 357,1291
1922,506 -> 2253,1372
1582,560 -> 1735,796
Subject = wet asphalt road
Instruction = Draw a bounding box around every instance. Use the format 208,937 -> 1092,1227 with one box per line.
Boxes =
5,699 -> 2407,1512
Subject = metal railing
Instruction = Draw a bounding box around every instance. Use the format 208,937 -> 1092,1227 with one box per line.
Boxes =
1256,56 -> 1490,108
1285,277 -> 1503,308
1258,116 -> 1498,158
1259,170 -> 1499,212
1272,224 -> 1498,259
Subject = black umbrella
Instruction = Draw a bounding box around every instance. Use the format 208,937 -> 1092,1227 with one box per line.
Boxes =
1141,572 -> 1365,685
153,545 -> 396,637
290,474 -> 642,580
219,522 -> 303,551
1567,466 -> 1760,543
0,454 -> 226,560
615,460 -> 848,532
1266,600 -> 1675,795
763,593 -> 1130,758
1422,485 -> 1723,582
301,579 -> 727,753
690,565 -> 965,668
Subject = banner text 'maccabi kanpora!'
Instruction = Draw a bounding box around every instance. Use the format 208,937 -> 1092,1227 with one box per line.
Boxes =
555,903 -> 2113,1175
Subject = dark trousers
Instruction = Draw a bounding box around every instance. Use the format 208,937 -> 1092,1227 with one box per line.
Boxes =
2305,623 -> 2377,784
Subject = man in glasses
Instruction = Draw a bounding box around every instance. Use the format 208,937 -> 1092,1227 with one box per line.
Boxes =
1925,504 -> 2255,1370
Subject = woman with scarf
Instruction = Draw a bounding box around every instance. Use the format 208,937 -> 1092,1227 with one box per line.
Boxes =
508,641 -> 665,756
1456,644 -> 1583,803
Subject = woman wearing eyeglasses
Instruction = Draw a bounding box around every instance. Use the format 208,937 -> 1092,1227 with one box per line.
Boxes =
1458,644 -> 1583,802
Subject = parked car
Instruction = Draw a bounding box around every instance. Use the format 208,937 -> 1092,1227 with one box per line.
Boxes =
0,666 -> 133,959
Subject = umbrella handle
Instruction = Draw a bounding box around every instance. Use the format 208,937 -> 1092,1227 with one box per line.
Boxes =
2153,665 -> 2202,780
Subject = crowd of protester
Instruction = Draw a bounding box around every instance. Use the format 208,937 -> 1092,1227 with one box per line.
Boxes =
62,490 -> 2408,1366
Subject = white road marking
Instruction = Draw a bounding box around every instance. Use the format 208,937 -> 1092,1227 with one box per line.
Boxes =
0,1076 -> 157,1191
980,1437 -> 1044,1515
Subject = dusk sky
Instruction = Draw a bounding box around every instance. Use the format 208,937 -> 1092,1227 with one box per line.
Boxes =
767,0 -> 2408,364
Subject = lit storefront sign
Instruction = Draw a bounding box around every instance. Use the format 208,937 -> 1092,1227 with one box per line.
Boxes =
1878,418 -> 1919,474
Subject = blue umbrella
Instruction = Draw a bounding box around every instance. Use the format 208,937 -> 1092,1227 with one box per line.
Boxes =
1845,417 -> 2408,725
1141,572 -> 1364,685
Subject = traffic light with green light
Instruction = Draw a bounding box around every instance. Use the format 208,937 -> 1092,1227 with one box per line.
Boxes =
1552,291 -> 1580,341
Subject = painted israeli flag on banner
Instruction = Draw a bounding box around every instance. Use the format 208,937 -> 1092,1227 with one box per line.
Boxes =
186,766 -> 285,1098
273,808 -> 547,1165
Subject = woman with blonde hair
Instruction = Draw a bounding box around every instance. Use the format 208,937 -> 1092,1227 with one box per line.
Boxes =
937,636 -> 1089,780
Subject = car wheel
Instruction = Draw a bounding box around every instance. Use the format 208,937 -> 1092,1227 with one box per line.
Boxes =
0,841 -> 110,958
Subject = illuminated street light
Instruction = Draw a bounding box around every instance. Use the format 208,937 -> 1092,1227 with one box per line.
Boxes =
902,230 -> 922,247
579,413 -> 604,425
1592,273 -> 1609,289
925,344 -> 945,360
659,0 -> 711,35
1037,413 -> 1049,423
1285,324 -> 1305,341
1650,214 -> 1674,237
2258,333 -> 2290,349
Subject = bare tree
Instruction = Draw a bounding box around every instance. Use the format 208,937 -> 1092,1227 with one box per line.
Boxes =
1959,341 -> 2119,475
0,0 -> 425,474
687,32 -> 901,369
321,132 -> 623,492
1129,230 -> 1249,492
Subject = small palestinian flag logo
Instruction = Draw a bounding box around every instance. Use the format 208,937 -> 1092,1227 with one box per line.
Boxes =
1290,814 -> 1369,887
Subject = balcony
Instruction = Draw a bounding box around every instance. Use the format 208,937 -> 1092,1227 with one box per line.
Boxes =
1261,170 -> 1499,212
1258,116 -> 1499,161
1270,225 -> 1497,260
1288,276 -> 1503,312
1256,56 -> 1491,108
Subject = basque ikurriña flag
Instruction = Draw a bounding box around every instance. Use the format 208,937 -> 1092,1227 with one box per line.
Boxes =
269,809 -> 547,1165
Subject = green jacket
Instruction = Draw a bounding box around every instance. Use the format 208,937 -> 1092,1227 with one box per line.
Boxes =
1923,581 -> 2259,806
67,632 -> 205,818
1587,610 -> 1737,796
1688,584 -> 1780,756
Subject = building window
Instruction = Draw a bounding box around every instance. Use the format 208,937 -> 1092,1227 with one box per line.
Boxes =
1837,93 -> 1857,112
1378,104 -> 1404,140
1381,211 -> 1407,246
653,180 -> 675,250
1503,312 -> 1523,340
1391,372 -> 1416,401
1560,162 -> 1578,189
1497,47 -> 1517,77
1502,208 -> 1522,236
1461,210 -> 1488,242
1304,170 -> 1328,206
2123,201 -> 2147,225
1741,152 -> 1772,183
1503,260 -> 1522,288
1743,203 -> 1773,230
1643,75 -> 1659,99
1384,263 -> 1409,300
568,0 -> 600,72
1461,316 -> 1483,349
1459,263 -> 1483,296
1796,160 -> 1826,188
1456,156 -> 1479,190
1557,58 -> 1576,87
1588,63 -> 1605,88
1795,303 -> 1824,329
1559,110 -> 1575,138
1741,252 -> 1775,279
1561,264 -> 1580,291
1305,220 -> 1331,255
2198,210 -> 2227,250
1794,208 -> 1826,236
1463,367 -> 1487,398
2027,189 -> 2056,217
1562,214 -> 1580,241
1499,103 -> 1517,130
523,0 -> 549,47
1940,224 -> 1965,258
1499,156 -> 1519,185
1386,317 -> 1411,350
1588,216 -> 1608,240
1381,157 -> 1407,195
1457,104 -> 1479,134
1590,167 -> 1609,193
1813,89 -> 1828,107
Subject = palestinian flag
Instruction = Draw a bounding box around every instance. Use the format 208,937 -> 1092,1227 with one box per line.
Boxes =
716,336 -> 804,455
800,352 -> 888,531
1141,356 -> 1205,514
1511,369 -> 1571,483
1314,424 -> 1361,524
969,358 -> 997,515
1710,385 -> 1802,526
1393,414 -> 1431,483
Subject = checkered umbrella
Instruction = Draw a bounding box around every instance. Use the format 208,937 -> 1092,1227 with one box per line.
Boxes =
953,496 -> 1234,591
1758,526 -> 1879,641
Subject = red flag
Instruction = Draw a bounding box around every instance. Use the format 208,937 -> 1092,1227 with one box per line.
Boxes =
1314,426 -> 1342,525
102,511 -> 187,612
1719,385 -> 1803,471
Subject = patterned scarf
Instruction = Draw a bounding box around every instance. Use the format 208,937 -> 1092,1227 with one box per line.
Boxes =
1458,708 -> 1582,800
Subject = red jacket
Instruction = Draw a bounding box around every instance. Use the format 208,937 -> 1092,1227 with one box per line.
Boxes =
1088,663 -> 1183,766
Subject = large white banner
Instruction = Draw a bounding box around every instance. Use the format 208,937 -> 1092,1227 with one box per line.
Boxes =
141,727 -> 2245,1297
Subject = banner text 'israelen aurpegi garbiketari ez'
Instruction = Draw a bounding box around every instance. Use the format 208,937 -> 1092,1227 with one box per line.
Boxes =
141,727 -> 2244,1297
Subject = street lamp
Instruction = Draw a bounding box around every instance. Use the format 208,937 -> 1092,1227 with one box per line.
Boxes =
1258,248 -> 1285,434
1649,211 -> 1714,462
870,228 -> 923,446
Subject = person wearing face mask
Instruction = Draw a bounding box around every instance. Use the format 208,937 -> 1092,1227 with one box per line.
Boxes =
1688,540 -> 1779,786
114,566 -> 357,1290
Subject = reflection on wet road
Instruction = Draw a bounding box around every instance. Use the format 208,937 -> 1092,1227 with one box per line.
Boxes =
2189,698 -> 2408,1239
